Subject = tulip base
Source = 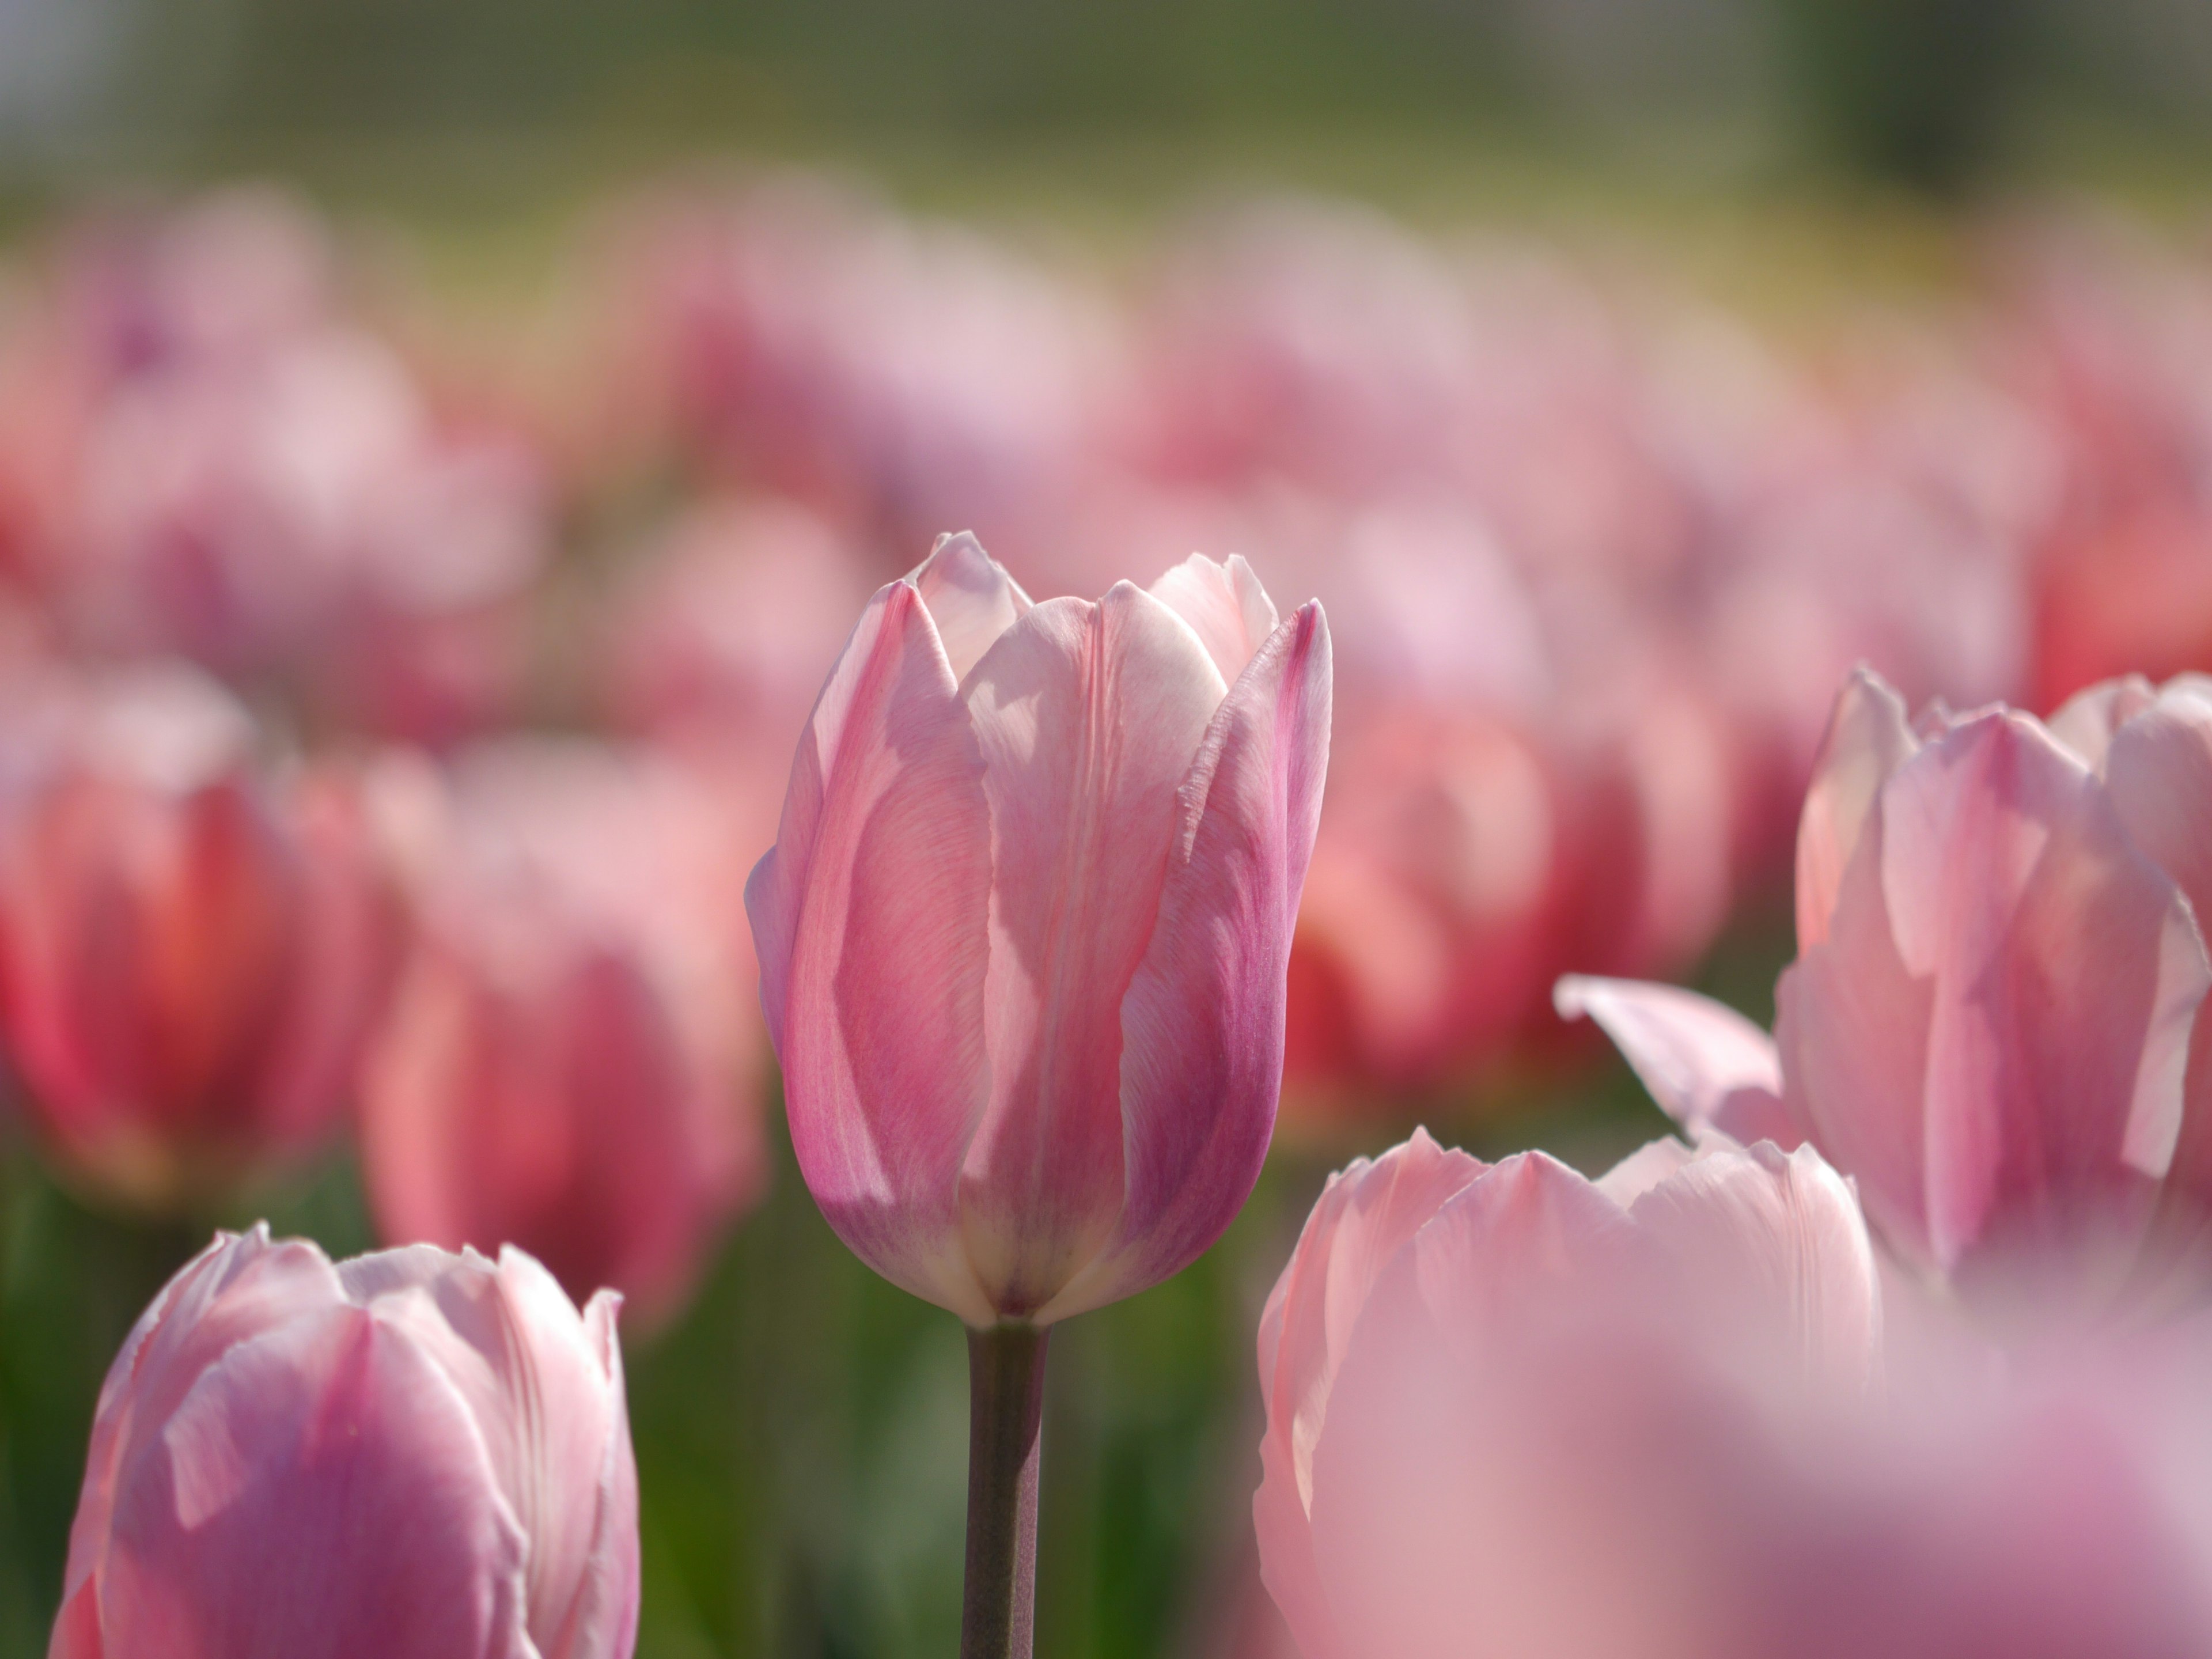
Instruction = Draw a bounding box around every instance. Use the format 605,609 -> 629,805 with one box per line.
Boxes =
961,1321 -> 1050,1659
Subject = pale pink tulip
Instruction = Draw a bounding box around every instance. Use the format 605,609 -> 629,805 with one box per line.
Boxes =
0,666 -> 402,1209
359,742 -> 766,1325
1563,665 -> 2212,1305
1255,1128 -> 1880,1659
747,533 -> 1330,1324
49,1225 -> 638,1659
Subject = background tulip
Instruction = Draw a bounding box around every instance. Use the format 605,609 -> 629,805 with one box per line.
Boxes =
0,665 -> 402,1211
1564,664 -> 2212,1313
358,741 -> 767,1326
49,1225 -> 638,1659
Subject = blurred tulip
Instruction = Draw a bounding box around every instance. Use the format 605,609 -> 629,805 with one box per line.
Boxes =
1255,1128 -> 1880,1659
50,1225 -> 638,1659
0,665 -> 401,1210
624,181 -> 1128,558
359,741 -> 766,1325
599,495 -> 877,777
1256,1125 -> 2212,1659
1565,665 -> 2212,1311
747,533 -> 1330,1325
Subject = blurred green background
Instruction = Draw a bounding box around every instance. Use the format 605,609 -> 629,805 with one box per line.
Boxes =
0,2 -> 2206,1656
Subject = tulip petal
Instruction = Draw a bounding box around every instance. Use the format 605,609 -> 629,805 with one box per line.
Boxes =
1554,975 -> 1796,1148
2048,674 -> 2159,774
908,531 -> 1033,685
1629,1140 -> 1881,1393
745,577 -> 996,1321
1878,712 -> 2209,1269
1149,552 -> 1279,683
95,1302 -> 532,1659
338,1247 -> 626,1654
958,583 -> 1230,1315
1797,668 -> 1917,953
2097,688 -> 2212,1211
1041,600 -> 1331,1322
1251,1128 -> 1483,1659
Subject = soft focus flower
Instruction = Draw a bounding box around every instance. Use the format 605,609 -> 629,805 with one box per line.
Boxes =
747,533 -> 1331,1325
1254,1127 -> 1881,1659
1563,664 -> 2212,1309
624,181 -> 1128,557
49,1225 -> 638,1659
0,665 -> 402,1210
597,495 -> 876,778
1256,1126 -> 2212,1659
359,741 -> 767,1325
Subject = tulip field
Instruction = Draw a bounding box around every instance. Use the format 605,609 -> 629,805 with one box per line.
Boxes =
2,174 -> 2212,1657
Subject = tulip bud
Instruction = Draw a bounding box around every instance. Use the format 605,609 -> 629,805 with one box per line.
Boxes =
747,533 -> 1331,1325
358,741 -> 767,1324
49,1226 -> 639,1659
0,666 -> 401,1210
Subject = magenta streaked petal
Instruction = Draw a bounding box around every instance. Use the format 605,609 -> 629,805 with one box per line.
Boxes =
1041,600 -> 1330,1322
747,577 -> 996,1322
957,582 -> 1228,1315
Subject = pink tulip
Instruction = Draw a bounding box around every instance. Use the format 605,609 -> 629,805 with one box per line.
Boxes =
747,533 -> 1330,1325
49,1225 -> 638,1659
1255,1127 -> 1881,1659
1562,664 -> 2212,1305
359,741 -> 767,1325
1260,1125 -> 2212,1659
0,666 -> 402,1210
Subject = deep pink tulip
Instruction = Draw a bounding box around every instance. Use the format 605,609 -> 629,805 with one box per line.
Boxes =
1255,1128 -> 1880,1659
748,533 -> 1330,1324
49,1225 -> 638,1659
1563,665 -> 2212,1304
359,742 -> 766,1325
0,668 -> 402,1210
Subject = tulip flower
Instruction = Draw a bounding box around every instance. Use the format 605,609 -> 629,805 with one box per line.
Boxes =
0,666 -> 402,1211
1561,665 -> 2212,1310
358,741 -> 766,1326
1255,1128 -> 1881,1659
49,1225 -> 638,1659
747,532 -> 1329,1658
1256,1126 -> 2212,1659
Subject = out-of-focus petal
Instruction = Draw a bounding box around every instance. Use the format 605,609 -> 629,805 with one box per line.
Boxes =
1555,975 -> 1795,1147
1797,668 -> 1918,953
1877,712 -> 2208,1270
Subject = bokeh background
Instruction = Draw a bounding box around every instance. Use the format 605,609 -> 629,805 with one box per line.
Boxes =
2,4 -> 2211,1657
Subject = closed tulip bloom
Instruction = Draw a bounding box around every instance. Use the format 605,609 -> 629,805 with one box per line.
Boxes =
747,533 -> 1331,1325
1257,1127 -> 2212,1659
1561,665 -> 2212,1305
49,1225 -> 638,1659
1255,1128 -> 1881,1659
359,743 -> 766,1325
0,667 -> 400,1210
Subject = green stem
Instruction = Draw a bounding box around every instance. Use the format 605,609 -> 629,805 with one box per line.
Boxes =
960,1321 -> 1050,1659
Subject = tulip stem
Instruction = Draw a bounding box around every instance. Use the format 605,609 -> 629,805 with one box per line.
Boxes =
961,1320 -> 1050,1659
